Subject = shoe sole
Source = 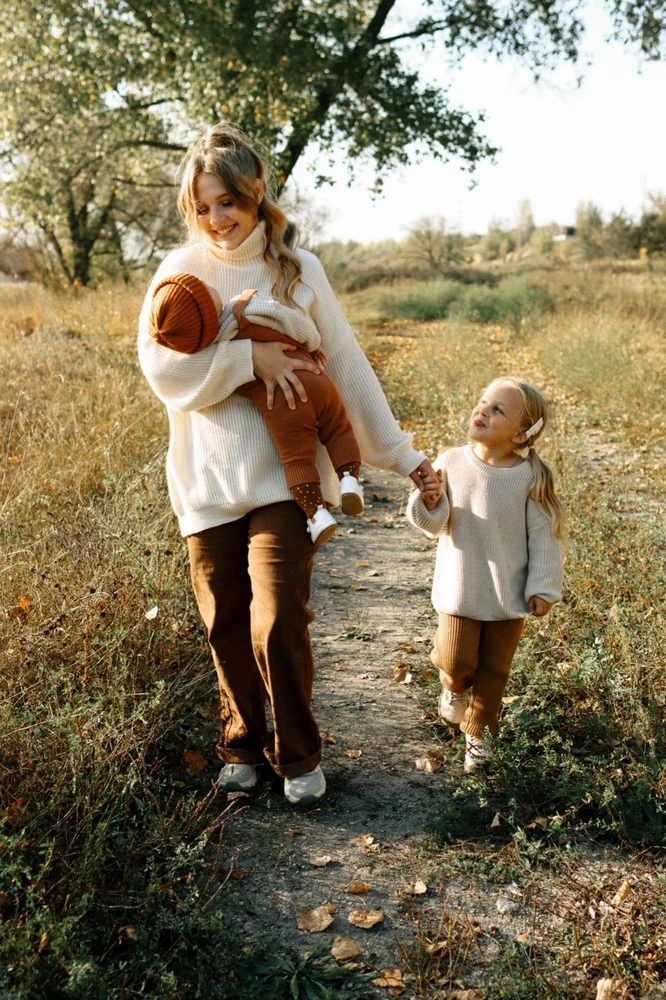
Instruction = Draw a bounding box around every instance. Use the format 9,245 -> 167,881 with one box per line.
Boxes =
312,522 -> 336,552
341,493 -> 364,516
284,790 -> 325,806
219,777 -> 258,792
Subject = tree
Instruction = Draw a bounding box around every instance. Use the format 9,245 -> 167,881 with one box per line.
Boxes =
576,201 -> 605,259
404,216 -> 463,273
2,0 -> 665,284
516,200 -> 535,248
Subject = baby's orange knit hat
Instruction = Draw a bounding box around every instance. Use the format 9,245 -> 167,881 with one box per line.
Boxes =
149,273 -> 220,354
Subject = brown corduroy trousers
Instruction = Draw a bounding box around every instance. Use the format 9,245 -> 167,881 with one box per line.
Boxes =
186,501 -> 321,778
430,614 -> 524,737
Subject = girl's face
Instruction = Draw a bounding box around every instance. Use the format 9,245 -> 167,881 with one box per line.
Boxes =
468,383 -> 527,450
193,172 -> 263,250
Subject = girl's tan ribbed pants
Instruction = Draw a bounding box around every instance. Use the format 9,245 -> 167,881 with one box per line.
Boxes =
430,614 -> 524,737
187,501 -> 321,778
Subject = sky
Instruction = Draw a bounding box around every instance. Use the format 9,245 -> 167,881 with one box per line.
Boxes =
290,0 -> 666,243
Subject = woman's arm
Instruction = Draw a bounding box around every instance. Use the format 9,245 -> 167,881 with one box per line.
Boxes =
303,254 -> 426,477
525,498 -> 564,606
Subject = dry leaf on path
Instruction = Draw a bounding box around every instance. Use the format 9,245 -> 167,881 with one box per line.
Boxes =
501,695 -> 521,705
399,644 -> 415,652
452,991 -> 486,1000
334,665 -> 349,672
345,749 -> 363,759
323,732 -> 337,744
610,879 -> 632,907
490,812 -> 501,829
348,906 -> 384,929
405,879 -> 427,895
345,881 -> 371,894
515,933 -> 531,943
393,662 -> 412,684
297,906 -> 335,933
144,605 -> 158,620
183,749 -> 207,775
307,855 -> 333,867
371,968 -> 405,992
357,562 -> 369,568
425,940 -> 448,957
415,750 -> 444,774
284,827 -> 303,837
331,936 -> 362,961
356,833 -> 375,847
525,816 -> 548,831
226,790 -> 251,802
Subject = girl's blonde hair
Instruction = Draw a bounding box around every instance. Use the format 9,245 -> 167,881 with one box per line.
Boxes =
176,123 -> 302,306
486,377 -> 564,538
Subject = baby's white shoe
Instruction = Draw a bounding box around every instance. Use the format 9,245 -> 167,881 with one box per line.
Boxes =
307,506 -> 337,551
339,474 -> 364,516
464,734 -> 492,773
438,688 -> 466,726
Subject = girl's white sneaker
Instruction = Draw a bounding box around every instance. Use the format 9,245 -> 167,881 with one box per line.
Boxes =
217,763 -> 258,791
307,506 -> 337,551
339,474 -> 364,515
284,765 -> 327,805
464,734 -> 492,773
438,688 -> 466,725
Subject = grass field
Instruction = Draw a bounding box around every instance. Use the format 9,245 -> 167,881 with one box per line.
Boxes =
1,265 -> 665,997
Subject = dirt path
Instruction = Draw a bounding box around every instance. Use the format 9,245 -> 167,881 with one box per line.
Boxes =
218,466 -> 447,969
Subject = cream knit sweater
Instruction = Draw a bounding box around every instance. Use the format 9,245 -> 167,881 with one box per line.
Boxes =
406,445 -> 563,620
138,225 -> 424,536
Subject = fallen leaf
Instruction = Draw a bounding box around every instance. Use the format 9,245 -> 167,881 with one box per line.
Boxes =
323,732 -> 337,744
399,644 -> 415,653
350,584 -> 368,591
415,750 -> 444,774
331,936 -> 361,961
297,906 -> 335,933
345,881 -> 371,894
490,812 -> 501,829
144,605 -> 158,620
183,749 -> 207,775
334,664 -> 349,672
356,833 -> 375,847
357,562 -> 369,568
422,710 -> 435,720
425,940 -> 448,957
348,906 -> 384,929
368,517 -> 378,524
329,587 -> 346,593
8,605 -> 28,621
452,991 -> 486,1000
372,968 -> 405,992
419,668 -> 433,682
610,879 -> 632,907
345,749 -> 363,759
19,596 -> 31,610
285,827 -> 303,837
393,662 -> 412,684
525,816 -> 548,831
515,933 -> 531,943
118,925 -> 139,942
324,902 -> 337,913
226,790 -> 251,802
501,695 -> 520,705
308,855 -> 333,867
3,798 -> 25,825
405,879 -> 427,895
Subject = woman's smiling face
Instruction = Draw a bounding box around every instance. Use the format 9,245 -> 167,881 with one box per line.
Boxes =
194,172 -> 262,250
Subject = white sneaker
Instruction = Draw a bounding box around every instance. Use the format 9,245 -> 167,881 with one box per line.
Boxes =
339,474 -> 364,516
217,763 -> 258,791
284,765 -> 326,805
438,688 -> 466,725
464,734 -> 492,773
307,506 -> 337,551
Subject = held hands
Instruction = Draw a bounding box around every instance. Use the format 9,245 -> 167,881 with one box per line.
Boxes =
409,460 -> 443,510
529,596 -> 553,617
251,340 -> 320,410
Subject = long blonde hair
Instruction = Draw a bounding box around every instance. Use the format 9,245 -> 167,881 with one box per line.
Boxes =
176,123 -> 302,306
487,377 -> 564,538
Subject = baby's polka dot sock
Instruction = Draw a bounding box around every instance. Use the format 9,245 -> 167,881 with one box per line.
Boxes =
337,461 -> 361,481
291,482 -> 325,519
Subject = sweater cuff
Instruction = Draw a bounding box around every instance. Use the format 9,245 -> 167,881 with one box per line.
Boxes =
405,489 -> 449,535
387,447 -> 427,479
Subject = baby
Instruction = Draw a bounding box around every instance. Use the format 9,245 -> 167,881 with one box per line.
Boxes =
149,272 -> 364,549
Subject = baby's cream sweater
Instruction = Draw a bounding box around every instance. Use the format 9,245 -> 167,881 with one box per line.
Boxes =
137,224 -> 424,536
406,445 -> 563,620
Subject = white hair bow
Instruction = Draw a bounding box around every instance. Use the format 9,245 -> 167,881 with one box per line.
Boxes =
524,417 -> 543,439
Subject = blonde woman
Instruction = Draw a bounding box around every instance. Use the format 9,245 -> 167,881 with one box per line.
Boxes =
406,378 -> 564,772
137,124 -> 435,805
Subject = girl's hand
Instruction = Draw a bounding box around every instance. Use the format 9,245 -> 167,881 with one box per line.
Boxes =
409,459 -> 439,493
421,470 -> 443,510
251,341 -> 320,410
529,596 -> 553,617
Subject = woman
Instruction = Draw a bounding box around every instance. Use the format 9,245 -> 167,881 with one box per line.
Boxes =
137,124 -> 436,805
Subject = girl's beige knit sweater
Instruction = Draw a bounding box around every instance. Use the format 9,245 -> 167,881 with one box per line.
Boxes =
406,445 -> 564,620
137,225 -> 424,536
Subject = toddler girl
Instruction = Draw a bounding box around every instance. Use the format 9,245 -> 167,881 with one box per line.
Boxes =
406,377 -> 564,772
149,272 -> 364,549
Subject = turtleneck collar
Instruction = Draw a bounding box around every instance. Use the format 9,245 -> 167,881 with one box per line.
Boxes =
206,220 -> 267,263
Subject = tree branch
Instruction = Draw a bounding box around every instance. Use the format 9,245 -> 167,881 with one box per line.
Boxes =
378,20 -> 447,44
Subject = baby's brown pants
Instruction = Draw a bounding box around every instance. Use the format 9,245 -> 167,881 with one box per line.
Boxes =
430,614 -> 524,737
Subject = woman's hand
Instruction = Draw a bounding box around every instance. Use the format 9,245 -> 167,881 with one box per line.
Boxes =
251,341 -> 321,410
409,459 -> 439,494
529,596 -> 553,617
